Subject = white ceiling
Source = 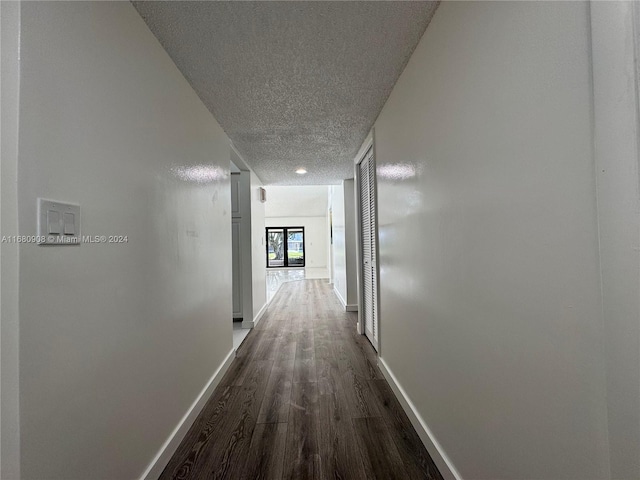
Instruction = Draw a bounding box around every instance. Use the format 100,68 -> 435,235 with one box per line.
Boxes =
132,1 -> 438,185
264,186 -> 329,218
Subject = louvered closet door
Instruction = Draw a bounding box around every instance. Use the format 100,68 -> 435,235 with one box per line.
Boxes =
359,147 -> 379,351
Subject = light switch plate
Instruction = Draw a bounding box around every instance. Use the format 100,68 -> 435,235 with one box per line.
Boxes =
38,199 -> 81,245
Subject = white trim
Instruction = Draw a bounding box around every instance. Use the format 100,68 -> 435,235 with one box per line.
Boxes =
353,130 -> 374,166
139,349 -> 235,480
354,132 -> 374,337
229,141 -> 252,174
332,287 -> 358,312
378,357 -> 462,480
333,286 -> 348,309
355,132 -> 380,352
248,301 -> 268,328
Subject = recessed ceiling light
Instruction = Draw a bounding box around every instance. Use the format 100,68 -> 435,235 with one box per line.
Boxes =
295,168 -> 307,175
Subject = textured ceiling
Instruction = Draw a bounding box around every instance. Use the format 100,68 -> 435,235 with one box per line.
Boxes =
133,1 -> 438,185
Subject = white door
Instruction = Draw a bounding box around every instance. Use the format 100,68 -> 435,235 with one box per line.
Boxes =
359,147 -> 379,351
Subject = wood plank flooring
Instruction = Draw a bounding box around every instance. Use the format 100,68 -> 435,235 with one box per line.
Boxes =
160,280 -> 443,480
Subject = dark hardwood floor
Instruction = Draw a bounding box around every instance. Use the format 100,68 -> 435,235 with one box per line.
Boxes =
160,279 -> 443,480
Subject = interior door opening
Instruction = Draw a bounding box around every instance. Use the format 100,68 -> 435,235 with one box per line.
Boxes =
266,227 -> 305,268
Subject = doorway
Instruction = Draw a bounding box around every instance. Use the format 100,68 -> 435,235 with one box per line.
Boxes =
266,227 -> 305,268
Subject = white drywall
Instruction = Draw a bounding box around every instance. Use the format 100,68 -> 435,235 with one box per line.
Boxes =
250,172 -> 267,322
591,3 -> 640,478
16,3 -> 233,479
264,186 -> 329,269
330,180 -> 358,309
1,2 -> 22,478
330,184 -> 348,304
372,2 -> 611,478
343,179 -> 358,307
264,185 -> 329,217
265,216 -> 328,269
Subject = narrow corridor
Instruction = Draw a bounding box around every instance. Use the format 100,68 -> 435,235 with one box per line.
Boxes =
160,280 -> 443,479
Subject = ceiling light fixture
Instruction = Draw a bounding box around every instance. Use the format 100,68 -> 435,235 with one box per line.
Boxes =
295,168 -> 307,175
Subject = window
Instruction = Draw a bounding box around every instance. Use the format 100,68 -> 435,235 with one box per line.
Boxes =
266,227 -> 305,268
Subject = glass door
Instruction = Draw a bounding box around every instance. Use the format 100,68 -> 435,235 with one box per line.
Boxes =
266,228 -> 285,267
286,228 -> 304,266
266,227 -> 305,268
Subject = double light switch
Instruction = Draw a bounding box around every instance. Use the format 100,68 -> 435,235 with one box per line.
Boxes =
38,198 -> 80,245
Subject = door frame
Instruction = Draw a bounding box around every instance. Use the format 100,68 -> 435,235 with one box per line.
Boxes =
354,130 -> 381,352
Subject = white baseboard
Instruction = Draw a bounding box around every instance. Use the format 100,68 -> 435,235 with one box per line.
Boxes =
333,287 -> 358,312
139,349 -> 235,480
378,357 -> 462,480
242,300 -> 269,329
333,287 -> 347,310
253,302 -> 268,326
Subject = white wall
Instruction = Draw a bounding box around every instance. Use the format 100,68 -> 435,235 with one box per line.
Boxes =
591,3 -> 640,478
1,2 -> 22,478
373,2 -> 612,479
264,185 -> 329,217
264,186 -> 329,269
343,179 -> 358,306
331,184 -> 347,302
330,180 -> 358,309
265,216 -> 328,269
327,190 -> 333,283
250,172 -> 267,322
16,3 -> 233,479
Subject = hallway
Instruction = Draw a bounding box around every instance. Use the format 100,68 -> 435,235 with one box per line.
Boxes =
160,280 -> 442,480
4,2 -> 640,479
